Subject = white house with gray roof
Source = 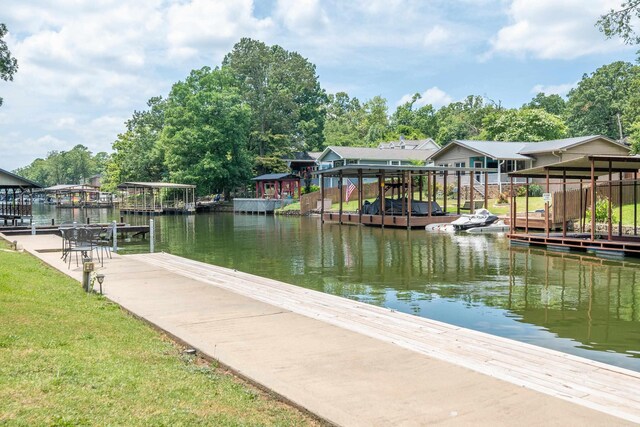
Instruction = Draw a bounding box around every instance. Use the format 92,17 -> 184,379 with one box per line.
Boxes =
428,135 -> 630,185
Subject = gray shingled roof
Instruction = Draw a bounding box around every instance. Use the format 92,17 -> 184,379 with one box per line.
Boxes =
517,135 -> 622,154
320,146 -> 436,162
453,140 -> 530,160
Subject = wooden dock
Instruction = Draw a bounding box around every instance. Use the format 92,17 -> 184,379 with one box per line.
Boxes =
7,233 -> 640,425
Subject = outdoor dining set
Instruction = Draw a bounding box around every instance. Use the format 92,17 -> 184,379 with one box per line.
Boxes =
59,224 -> 114,269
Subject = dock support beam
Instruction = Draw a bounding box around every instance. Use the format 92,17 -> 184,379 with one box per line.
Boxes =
590,158 -> 596,242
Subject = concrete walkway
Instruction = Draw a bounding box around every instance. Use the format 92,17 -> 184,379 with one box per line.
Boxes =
6,233 -> 640,426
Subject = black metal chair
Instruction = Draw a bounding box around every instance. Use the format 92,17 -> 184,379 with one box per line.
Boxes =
66,228 -> 96,269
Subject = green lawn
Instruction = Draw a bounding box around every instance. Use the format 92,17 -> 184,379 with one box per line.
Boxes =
0,241 -> 317,426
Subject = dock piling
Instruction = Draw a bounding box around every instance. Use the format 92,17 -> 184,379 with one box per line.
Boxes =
149,219 -> 155,253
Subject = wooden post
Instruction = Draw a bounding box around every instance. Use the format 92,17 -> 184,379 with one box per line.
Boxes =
401,173 -> 406,217
619,171 -> 623,237
407,171 -> 413,229
562,170 -> 567,239
380,170 -> 385,227
338,171 -> 343,224
608,161 -> 612,241
419,174 -> 423,202
510,176 -> 514,234
484,171 -> 488,209
579,180 -> 583,233
470,174 -> 475,213
635,171 -> 638,236
590,158 -> 596,241
443,171 -> 448,214
427,171 -> 432,217
545,169 -> 550,238
525,180 -> 529,234
456,171 -> 461,215
320,173 -> 325,223
358,168 -> 363,224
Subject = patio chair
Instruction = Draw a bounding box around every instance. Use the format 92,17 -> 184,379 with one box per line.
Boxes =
66,228 -> 97,269
92,226 -> 113,266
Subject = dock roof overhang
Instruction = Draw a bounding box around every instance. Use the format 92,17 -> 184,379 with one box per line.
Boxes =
314,164 -> 497,178
117,182 -> 196,189
42,184 -> 100,193
508,155 -> 640,180
0,168 -> 43,189
252,173 -> 299,181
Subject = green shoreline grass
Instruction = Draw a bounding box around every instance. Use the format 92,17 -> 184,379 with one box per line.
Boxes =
0,241 -> 318,426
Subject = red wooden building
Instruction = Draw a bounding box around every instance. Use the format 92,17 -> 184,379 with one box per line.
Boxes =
252,173 -> 301,199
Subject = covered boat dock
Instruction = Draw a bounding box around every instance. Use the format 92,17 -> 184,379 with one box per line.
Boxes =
42,184 -> 113,208
117,182 -> 196,215
315,164 -> 496,228
508,155 -> 640,257
0,168 -> 42,225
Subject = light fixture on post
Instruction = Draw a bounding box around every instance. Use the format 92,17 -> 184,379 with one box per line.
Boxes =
95,274 -> 105,294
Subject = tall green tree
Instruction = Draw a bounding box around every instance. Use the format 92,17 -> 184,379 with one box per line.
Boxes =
435,95 -> 499,144
323,92 -> 366,146
523,93 -> 566,116
103,97 -> 167,191
565,61 -> 640,140
362,96 -> 390,144
222,38 -> 326,172
161,67 -> 252,196
389,93 -> 437,140
65,145 -> 94,183
481,109 -> 568,142
0,23 -> 18,107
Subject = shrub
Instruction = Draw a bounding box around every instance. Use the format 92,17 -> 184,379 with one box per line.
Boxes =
496,191 -> 510,204
301,185 -> 320,195
516,186 -> 527,197
586,196 -> 618,223
528,184 -> 543,197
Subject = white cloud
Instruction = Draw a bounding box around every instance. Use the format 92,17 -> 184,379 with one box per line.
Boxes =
275,0 -> 329,35
530,82 -> 577,97
397,87 -> 453,108
488,0 -> 626,59
167,0 -> 274,60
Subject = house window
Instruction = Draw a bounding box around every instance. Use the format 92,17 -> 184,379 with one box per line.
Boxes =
333,160 -> 345,167
346,159 -> 359,165
454,162 -> 465,175
389,160 -> 400,165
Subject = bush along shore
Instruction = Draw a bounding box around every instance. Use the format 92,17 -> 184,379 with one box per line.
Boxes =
0,240 -> 320,426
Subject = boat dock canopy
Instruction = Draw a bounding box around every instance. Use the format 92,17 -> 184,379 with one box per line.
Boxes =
508,155 -> 640,179
117,182 -> 196,215
0,168 -> 42,225
506,155 -> 640,258
312,164 -> 498,229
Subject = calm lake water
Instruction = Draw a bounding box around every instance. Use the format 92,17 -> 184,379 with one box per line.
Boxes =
33,205 -> 640,371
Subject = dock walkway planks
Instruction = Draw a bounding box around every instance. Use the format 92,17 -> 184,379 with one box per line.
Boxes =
6,233 -> 640,426
132,252 -> 640,424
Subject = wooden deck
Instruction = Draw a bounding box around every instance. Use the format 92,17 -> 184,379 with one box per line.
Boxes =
509,232 -> 640,256
323,212 -> 461,228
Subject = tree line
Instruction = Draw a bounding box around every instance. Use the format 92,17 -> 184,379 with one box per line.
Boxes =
13,39 -> 640,196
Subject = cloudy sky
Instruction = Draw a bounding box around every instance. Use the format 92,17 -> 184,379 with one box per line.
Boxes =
0,0 -> 636,170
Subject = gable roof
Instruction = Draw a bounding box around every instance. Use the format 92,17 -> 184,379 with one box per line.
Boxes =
518,135 -> 627,154
318,146 -> 436,163
0,168 -> 43,189
430,140 -> 530,161
429,135 -> 630,162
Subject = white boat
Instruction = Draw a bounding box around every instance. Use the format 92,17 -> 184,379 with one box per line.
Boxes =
451,209 -> 499,231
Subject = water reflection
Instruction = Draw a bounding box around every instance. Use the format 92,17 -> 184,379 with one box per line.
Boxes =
30,206 -> 640,371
